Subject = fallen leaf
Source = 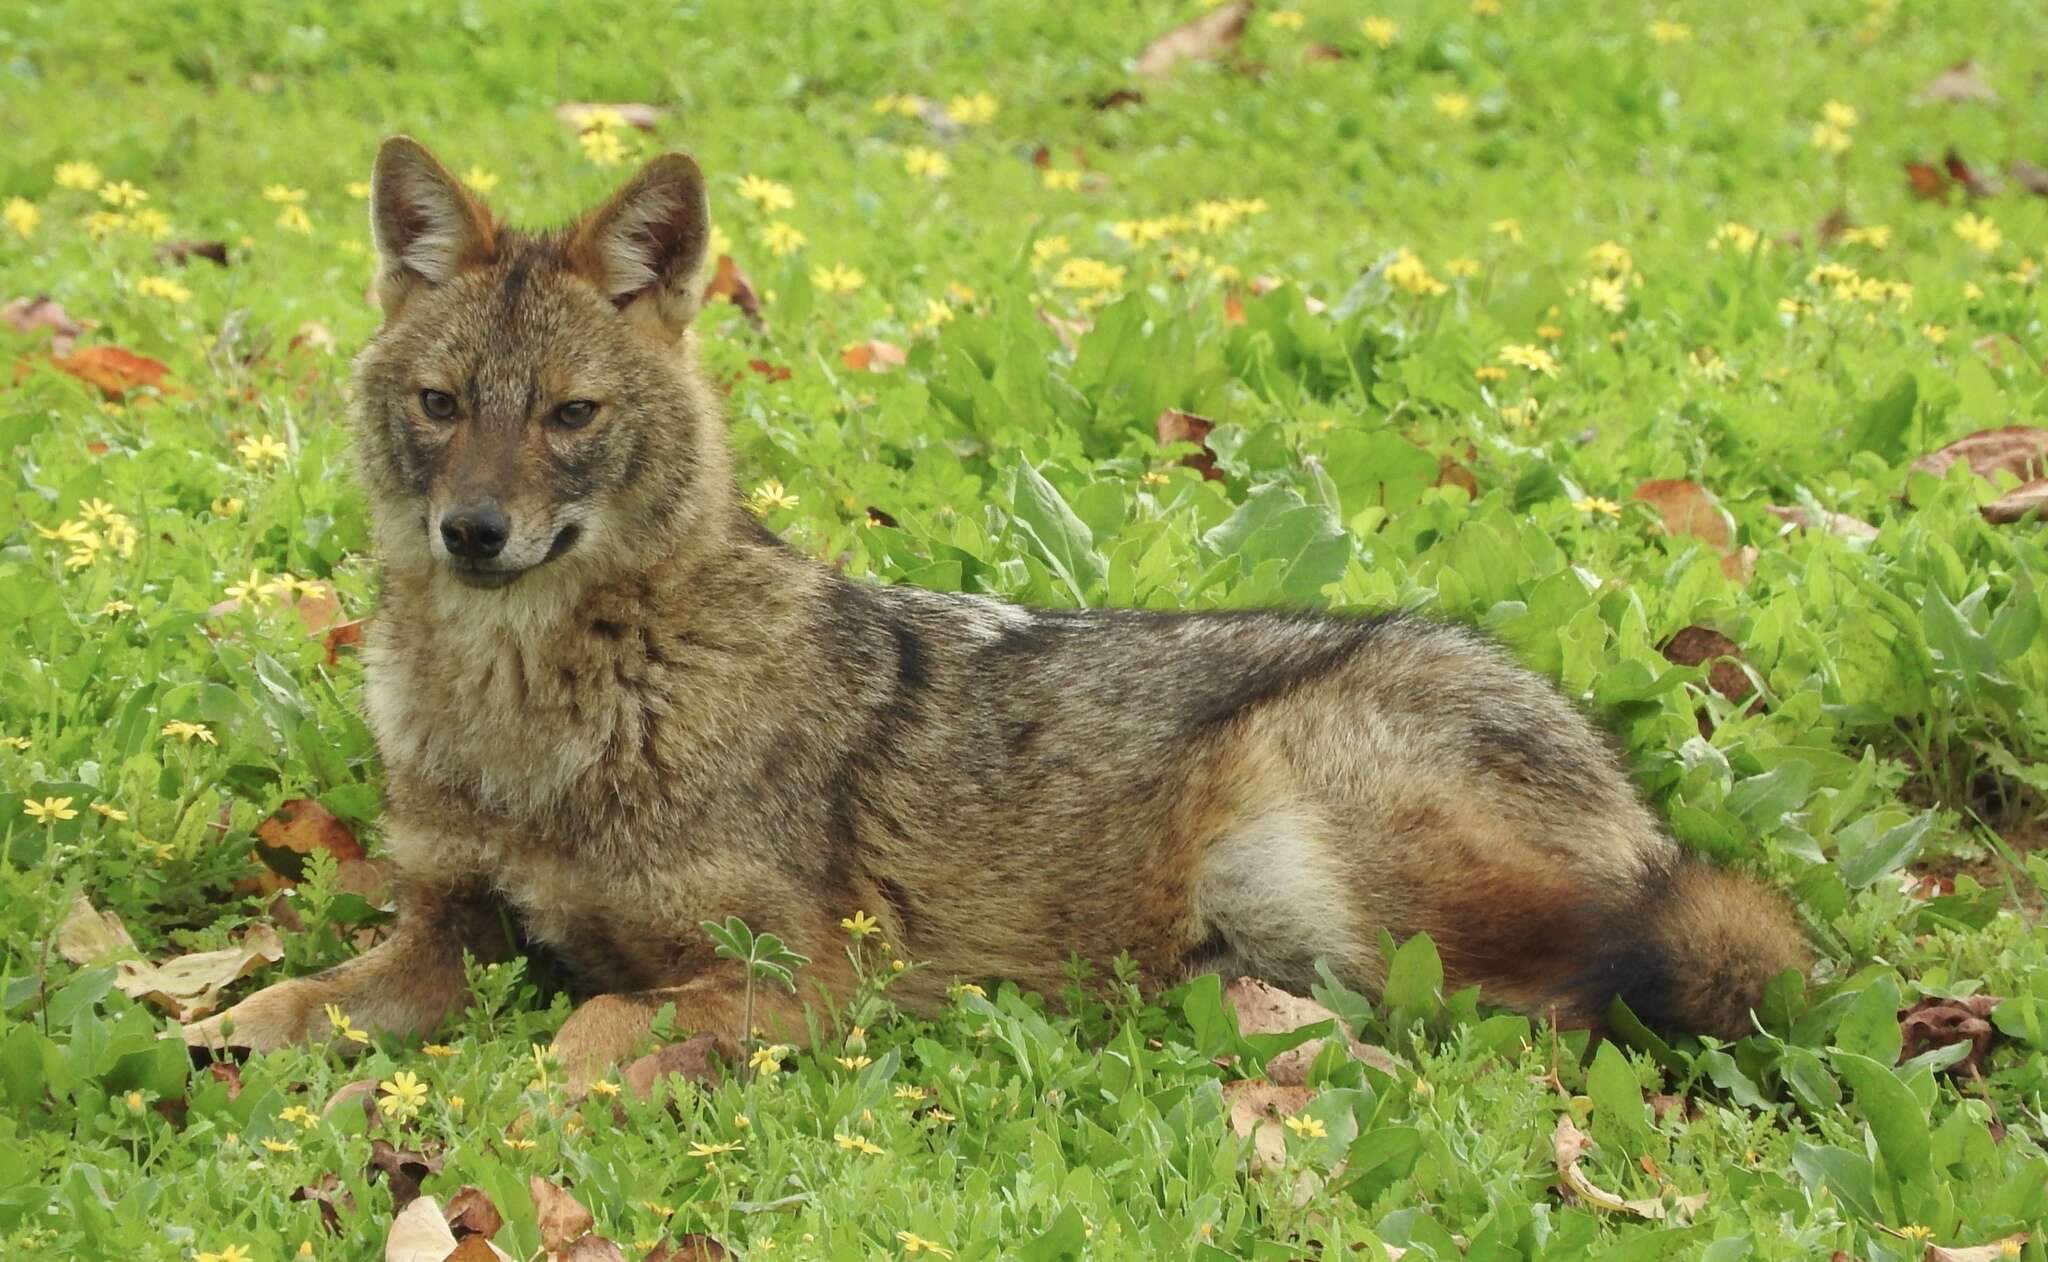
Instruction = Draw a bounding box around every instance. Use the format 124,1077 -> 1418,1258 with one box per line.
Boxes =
154,239 -> 231,268
1633,479 -> 1735,553
207,1060 -> 244,1099
1660,627 -> 1759,709
1090,87 -> 1144,110
1222,292 -> 1246,324
643,1236 -> 736,1262
1646,1094 -> 1699,1124
1926,1236 -> 2029,1262
1765,504 -> 1880,541
292,586 -> 345,638
1982,479 -> 2048,524
1901,871 -> 1957,900
1552,1114 -> 1708,1220
325,1078 -> 384,1126
293,1173 -> 355,1236
556,102 -> 666,131
325,618 -> 367,665
1437,452 -> 1479,498
1222,1079 -> 1314,1170
55,894 -> 139,966
444,1186 -> 504,1241
1303,41 -> 1348,62
620,1035 -> 723,1098
1912,427 -> 2048,486
561,1237 -> 629,1262
3,296 -> 85,355
1155,409 -> 1224,482
445,1236 -> 515,1261
745,358 -> 792,383
2012,159 -> 2048,198
53,346 -> 169,398
1222,977 -> 1402,1084
59,896 -> 282,1019
703,255 -> 765,334
254,798 -> 367,884
383,1195 -> 457,1262
1036,308 -> 1091,354
1899,995 -> 2003,1077
1915,60 -> 1999,105
368,1139 -> 442,1212
1719,545 -> 1758,585
840,340 -> 907,373
1944,148 -> 1999,198
1905,161 -> 1949,202
531,1176 -> 596,1254
1135,0 -> 1251,77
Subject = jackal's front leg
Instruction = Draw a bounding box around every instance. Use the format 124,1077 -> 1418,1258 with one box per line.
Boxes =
183,880 -> 507,1055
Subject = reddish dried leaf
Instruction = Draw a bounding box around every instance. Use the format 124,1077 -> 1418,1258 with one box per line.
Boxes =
1898,995 -> 2003,1076
1902,872 -> 1956,900
1155,409 -> 1224,482
3,296 -> 85,356
444,1237 -> 508,1261
1913,427 -> 2048,485
1983,479 -> 2048,524
293,586 -> 344,638
530,1176 -> 596,1253
556,102 -> 666,131
1633,479 -> 1734,553
207,1060 -> 244,1099
1945,148 -> 1998,199
1928,1235 -> 2030,1262
1719,545 -> 1758,585
1304,41 -> 1348,62
703,255 -> 765,333
53,346 -> 169,398
444,1187 -> 504,1240
1221,1079 -> 1314,1170
643,1236 -> 736,1262
154,238 -> 230,268
1815,208 -> 1852,246
745,358 -> 792,382
254,799 -> 367,885
367,1139 -> 442,1212
1223,292 -> 1246,325
1661,627 -> 1756,707
1135,0 -> 1251,77
85,440 -> 109,456
1765,504 -> 1880,541
292,1173 -> 355,1236
1905,161 -> 1950,201
1090,87 -> 1144,110
1222,977 -> 1401,1084
620,1035 -> 723,1098
1916,60 -> 1999,105
841,340 -> 907,373
1437,454 -> 1479,498
324,617 -> 366,665
562,1237 -> 629,1262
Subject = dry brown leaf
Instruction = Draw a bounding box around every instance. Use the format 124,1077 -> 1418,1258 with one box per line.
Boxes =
1915,60 -> 1999,105
1223,976 -> 1402,1084
325,617 -> 367,665
1906,161 -> 1950,202
3,296 -> 85,356
368,1139 -> 442,1212
1944,149 -> 1999,199
444,1236 -> 513,1261
1719,545 -> 1758,585
703,255 -> 765,334
59,896 -> 282,1019
55,894 -> 139,966
2012,159 -> 2048,199
292,321 -> 339,354
1155,409 -> 1224,482
1983,479 -> 2048,524
530,1176 -> 596,1254
1899,995 -> 2004,1077
643,1236 -> 736,1262
53,345 -> 169,398
383,1195 -> 458,1262
325,1078 -> 384,1125
1926,1236 -> 2028,1262
1660,627 -> 1759,712
1136,0 -> 1252,77
292,586 -> 345,637
557,102 -> 666,131
1764,504 -> 1879,541
292,1173 -> 354,1236
254,798 -> 368,890
1552,1115 -> 1708,1220
1303,41 -> 1348,62
1633,479 -> 1735,554
841,340 -> 907,373
1913,427 -> 2048,485
561,1236 -> 629,1262
620,1035 -> 723,1098
155,238 -> 230,268
1222,1079 -> 1313,1170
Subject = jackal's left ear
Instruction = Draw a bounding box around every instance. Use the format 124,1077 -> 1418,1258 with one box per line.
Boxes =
369,136 -> 497,319
569,153 -> 710,334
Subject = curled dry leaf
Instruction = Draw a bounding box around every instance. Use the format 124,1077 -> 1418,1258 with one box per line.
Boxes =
1926,1236 -> 2028,1262
561,1236 -> 629,1262
384,1195 -> 512,1262
2012,159 -> 2048,199
325,1078 -> 384,1126
1222,1079 -> 1314,1170
841,340 -> 907,373
53,345 -> 169,398
703,255 -> 765,334
1135,0 -> 1251,77
154,238 -> 231,268
445,1236 -> 515,1261
643,1235 -> 737,1261
1898,995 -> 2004,1077
56,895 -> 283,1019
1982,479 -> 2048,524
1222,976 -> 1402,1084
368,1139 -> 443,1212
1552,1115 -> 1708,1221
1633,479 -> 1735,554
530,1176 -> 597,1254
1906,161 -> 1950,202
1765,504 -> 1879,541
1914,60 -> 1999,105
3,295 -> 85,356
620,1034 -> 723,1098
1944,149 -> 1999,199
1912,427 -> 2048,485
556,101 -> 666,131
1155,409 -> 1224,482
325,617 -> 367,665
1660,626 -> 1761,714
293,1173 -> 355,1237
254,798 -> 367,876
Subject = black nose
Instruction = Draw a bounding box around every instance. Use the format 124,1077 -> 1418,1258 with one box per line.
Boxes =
440,501 -> 510,559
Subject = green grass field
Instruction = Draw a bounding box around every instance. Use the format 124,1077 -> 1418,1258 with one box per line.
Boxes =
4,0 -> 2048,1258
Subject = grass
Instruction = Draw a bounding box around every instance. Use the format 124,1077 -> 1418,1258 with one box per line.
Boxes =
3,0 -> 2048,1258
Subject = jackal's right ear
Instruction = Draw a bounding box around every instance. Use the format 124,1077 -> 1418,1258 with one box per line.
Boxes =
568,153 -> 710,337
368,136 -> 496,318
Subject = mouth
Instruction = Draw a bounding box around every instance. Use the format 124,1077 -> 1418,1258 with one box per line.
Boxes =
446,525 -> 582,590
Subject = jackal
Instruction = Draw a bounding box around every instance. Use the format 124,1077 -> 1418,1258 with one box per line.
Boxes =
185,139 -> 1808,1075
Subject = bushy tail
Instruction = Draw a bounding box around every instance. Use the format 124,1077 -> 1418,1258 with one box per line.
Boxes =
1617,856 -> 1811,1040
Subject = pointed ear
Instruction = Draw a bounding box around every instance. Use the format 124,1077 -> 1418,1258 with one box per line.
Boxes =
568,153 -> 710,332
369,136 -> 496,317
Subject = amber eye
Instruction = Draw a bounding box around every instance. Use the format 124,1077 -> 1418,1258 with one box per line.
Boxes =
552,400 -> 600,430
419,389 -> 457,421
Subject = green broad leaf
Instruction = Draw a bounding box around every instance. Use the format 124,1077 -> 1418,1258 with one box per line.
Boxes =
1846,372 -> 1917,461
1831,1050 -> 1933,1188
1200,486 -> 1350,604
1380,931 -> 1444,1024
1011,461 -> 1107,605
1835,812 -> 1935,889
1831,974 -> 1902,1064
1791,1142 -> 1883,1222
1016,1206 -> 1089,1261
1587,1042 -> 1654,1152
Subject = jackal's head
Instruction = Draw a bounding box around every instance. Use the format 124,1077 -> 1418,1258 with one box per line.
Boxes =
353,137 -> 726,591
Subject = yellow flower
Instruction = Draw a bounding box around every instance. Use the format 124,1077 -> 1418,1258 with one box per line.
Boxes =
422,1043 -> 458,1058
1586,275 -> 1628,314
196,1247 -> 252,1262
1384,247 -> 1447,297
1498,343 -> 1560,376
688,1139 -> 743,1158
55,161 -> 102,190
1707,221 -> 1762,255
903,147 -> 950,180
1922,323 -> 1949,344
0,736 -> 29,751
77,498 -> 117,524
23,797 -> 78,825
835,1054 -> 874,1070
580,129 -> 630,166
1443,257 -> 1481,278
223,568 -> 272,604
946,91 -> 998,125
4,197 -> 38,237
1587,241 -> 1633,274
160,720 -> 217,745
346,181 -> 372,199
746,480 -> 800,515
1032,234 -> 1071,263
1536,323 -> 1563,341
504,1137 -> 536,1150
238,433 -> 290,467
261,1138 -> 299,1153
1822,100 -> 1859,129
461,165 -> 498,193
323,1003 -> 370,1045
897,1232 -> 955,1258
129,208 -> 173,239
841,910 -> 881,938
1488,217 -> 1523,243
1835,224 -> 1887,250
1283,1114 -> 1327,1139
277,204 -> 313,234
211,495 -> 244,517
91,802 -> 129,822
736,174 -> 797,212
1499,398 -> 1540,428
1647,19 -> 1692,43
136,275 -> 192,304
1809,122 -> 1853,155
749,1043 -> 793,1073
379,1070 -> 429,1116
261,184 -> 307,204
871,92 -> 927,117
835,1132 -> 884,1155
1572,497 -> 1622,518
1953,213 -> 2002,253
278,1105 -> 319,1128
1432,93 -> 1473,121
1042,168 -> 1082,191
951,982 -> 986,999
1471,0 -> 1501,14
1054,257 -> 1126,292
1361,17 -> 1399,47
759,220 -> 807,256
1266,10 -> 1305,29
81,210 -> 127,240
810,263 -> 866,294
98,180 -> 148,207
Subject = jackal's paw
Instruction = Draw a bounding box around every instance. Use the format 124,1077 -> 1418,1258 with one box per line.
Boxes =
181,978 -> 326,1055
